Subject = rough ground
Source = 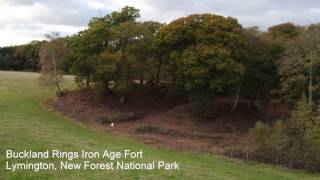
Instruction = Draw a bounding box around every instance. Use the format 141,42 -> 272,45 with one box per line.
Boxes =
50,89 -> 286,154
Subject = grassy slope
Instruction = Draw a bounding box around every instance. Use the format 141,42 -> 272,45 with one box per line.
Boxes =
0,71 -> 318,180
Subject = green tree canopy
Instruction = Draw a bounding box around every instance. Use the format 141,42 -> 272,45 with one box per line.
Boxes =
280,24 -> 320,106
157,14 -> 246,118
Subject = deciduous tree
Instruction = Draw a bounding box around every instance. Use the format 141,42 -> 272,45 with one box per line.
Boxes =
157,14 -> 245,118
39,33 -> 69,97
280,24 -> 320,106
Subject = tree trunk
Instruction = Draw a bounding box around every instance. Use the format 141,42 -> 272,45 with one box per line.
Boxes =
308,66 -> 313,107
155,57 -> 162,88
55,81 -> 62,97
86,73 -> 90,87
140,71 -> 144,86
172,72 -> 176,82
250,95 -> 260,112
52,55 -> 62,97
104,81 -> 113,96
250,85 -> 261,111
231,76 -> 243,112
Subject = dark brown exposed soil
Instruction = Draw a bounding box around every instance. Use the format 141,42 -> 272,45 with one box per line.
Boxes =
49,89 -> 287,154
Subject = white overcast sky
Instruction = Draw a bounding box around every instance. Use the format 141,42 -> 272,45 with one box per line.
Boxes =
0,0 -> 320,47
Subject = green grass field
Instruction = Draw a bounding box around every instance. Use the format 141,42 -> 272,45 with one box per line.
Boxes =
0,71 -> 319,180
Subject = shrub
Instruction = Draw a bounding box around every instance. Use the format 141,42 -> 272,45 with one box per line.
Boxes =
246,97 -> 320,171
265,121 -> 287,163
247,121 -> 270,154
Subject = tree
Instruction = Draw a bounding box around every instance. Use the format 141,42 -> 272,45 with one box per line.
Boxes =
0,54 -> 12,70
112,21 -> 162,86
280,24 -> 320,106
0,42 -> 42,71
241,27 -> 279,110
68,6 -> 141,89
131,21 -> 162,86
13,41 -> 42,71
92,8 -> 142,95
67,15 -> 113,87
0,47 -> 14,70
157,14 -> 245,119
268,23 -> 300,41
287,97 -> 312,157
93,20 -> 161,95
247,97 -> 320,170
285,97 -> 320,168
110,6 -> 140,25
94,51 -> 119,95
39,33 -> 69,97
268,23 -> 301,62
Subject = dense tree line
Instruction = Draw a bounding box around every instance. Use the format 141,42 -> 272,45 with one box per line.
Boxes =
0,41 -> 43,71
246,24 -> 320,171
3,7 -> 319,115
63,7 -> 308,118
63,7 -> 255,118
2,7 -> 320,114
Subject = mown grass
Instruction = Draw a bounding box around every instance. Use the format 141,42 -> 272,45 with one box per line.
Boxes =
0,71 -> 319,180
